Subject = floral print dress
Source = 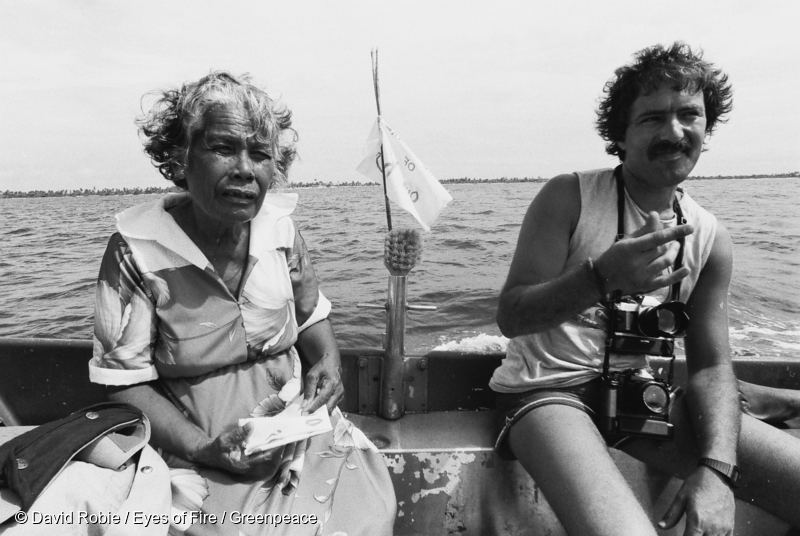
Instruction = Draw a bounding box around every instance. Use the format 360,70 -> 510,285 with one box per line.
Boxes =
90,192 -> 396,536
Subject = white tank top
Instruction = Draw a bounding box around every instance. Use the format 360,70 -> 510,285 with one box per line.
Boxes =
489,168 -> 718,393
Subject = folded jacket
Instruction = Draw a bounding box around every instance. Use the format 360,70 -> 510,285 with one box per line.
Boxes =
0,402 -> 147,512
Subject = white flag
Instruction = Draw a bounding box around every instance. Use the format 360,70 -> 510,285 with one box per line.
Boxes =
356,119 -> 452,232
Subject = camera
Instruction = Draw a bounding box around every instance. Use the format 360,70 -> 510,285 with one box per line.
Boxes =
599,369 -> 674,439
607,295 -> 689,357
599,295 -> 689,440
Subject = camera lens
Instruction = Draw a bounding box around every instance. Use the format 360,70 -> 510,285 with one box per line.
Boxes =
657,309 -> 677,334
637,301 -> 690,338
642,384 -> 669,414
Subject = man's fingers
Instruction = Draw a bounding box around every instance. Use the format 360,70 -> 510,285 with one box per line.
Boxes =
649,267 -> 691,292
635,223 -> 694,251
659,494 -> 686,530
630,212 -> 663,238
682,520 -> 703,536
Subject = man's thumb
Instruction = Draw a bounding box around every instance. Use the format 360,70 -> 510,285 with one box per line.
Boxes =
658,495 -> 685,530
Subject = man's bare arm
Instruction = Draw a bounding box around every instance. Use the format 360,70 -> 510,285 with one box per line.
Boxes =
659,223 -> 739,533
497,174 -> 694,338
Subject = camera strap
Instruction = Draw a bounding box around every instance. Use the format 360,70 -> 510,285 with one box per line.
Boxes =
603,166 -> 686,383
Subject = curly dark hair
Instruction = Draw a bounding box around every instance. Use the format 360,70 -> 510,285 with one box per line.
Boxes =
596,42 -> 733,160
136,71 -> 297,189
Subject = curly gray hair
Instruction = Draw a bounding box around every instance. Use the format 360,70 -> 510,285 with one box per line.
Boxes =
136,71 -> 297,189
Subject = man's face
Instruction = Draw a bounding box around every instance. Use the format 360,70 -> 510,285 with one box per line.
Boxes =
618,84 -> 707,189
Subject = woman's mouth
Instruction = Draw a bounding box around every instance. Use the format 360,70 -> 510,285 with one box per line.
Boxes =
221,189 -> 258,203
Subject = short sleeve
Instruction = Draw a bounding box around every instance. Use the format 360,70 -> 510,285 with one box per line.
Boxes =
286,229 -> 331,332
89,233 -> 159,386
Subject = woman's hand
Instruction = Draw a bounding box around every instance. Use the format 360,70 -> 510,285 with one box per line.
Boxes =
302,351 -> 344,415
193,423 -> 281,479
295,319 -> 344,415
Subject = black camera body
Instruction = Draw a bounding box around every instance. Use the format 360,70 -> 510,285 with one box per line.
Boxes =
599,370 -> 674,439
600,295 -> 688,440
607,296 -> 689,357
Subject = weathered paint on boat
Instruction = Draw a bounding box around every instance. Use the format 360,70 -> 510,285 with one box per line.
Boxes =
1,338 -> 799,535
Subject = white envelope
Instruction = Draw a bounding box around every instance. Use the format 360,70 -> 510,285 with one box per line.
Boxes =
239,403 -> 332,455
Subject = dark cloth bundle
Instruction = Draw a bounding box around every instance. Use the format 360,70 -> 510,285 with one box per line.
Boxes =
0,402 -> 146,512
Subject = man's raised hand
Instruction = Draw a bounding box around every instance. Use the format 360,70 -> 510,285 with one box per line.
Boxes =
595,212 -> 694,297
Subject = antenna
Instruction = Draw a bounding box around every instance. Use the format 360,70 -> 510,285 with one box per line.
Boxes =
371,48 -> 393,231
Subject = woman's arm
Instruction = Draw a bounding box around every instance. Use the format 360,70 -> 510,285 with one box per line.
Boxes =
107,382 -> 209,461
109,382 -> 283,477
295,319 -> 343,415
286,226 -> 344,415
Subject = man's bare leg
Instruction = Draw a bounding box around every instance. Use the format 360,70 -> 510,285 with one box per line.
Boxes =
738,380 -> 800,423
622,393 -> 800,528
509,404 -> 658,536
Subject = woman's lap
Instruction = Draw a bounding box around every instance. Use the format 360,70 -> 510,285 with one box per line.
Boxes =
187,415 -> 396,536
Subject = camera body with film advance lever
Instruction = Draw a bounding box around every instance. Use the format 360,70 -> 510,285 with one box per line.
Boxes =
599,295 -> 689,439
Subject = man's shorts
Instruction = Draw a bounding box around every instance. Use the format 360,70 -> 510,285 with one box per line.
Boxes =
494,378 -> 605,460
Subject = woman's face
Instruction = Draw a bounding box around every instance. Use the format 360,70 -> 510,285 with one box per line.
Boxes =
183,102 -> 276,226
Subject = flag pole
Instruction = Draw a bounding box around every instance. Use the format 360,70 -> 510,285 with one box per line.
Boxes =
372,48 -> 393,232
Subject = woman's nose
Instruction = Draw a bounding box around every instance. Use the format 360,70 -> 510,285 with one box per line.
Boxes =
233,152 -> 255,180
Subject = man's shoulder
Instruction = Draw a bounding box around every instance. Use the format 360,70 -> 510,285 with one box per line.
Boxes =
680,189 -> 718,225
574,167 -> 615,179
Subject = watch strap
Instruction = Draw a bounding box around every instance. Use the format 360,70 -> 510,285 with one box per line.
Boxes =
698,457 -> 741,488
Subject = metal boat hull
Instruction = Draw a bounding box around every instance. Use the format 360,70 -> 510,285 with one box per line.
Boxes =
1,338 -> 798,535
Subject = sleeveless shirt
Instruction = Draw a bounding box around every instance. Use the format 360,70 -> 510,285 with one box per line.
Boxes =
489,168 -> 718,393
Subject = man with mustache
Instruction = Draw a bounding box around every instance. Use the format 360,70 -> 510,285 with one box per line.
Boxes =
492,42 -> 800,535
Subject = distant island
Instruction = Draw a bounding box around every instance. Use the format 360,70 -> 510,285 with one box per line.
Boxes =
2,172 -> 797,198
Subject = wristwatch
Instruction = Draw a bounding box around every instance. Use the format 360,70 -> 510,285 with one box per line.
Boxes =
698,457 -> 741,488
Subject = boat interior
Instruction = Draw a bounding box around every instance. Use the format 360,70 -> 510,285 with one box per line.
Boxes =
2,337 -> 800,535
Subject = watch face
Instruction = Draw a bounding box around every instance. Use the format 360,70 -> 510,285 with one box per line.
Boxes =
731,468 -> 742,486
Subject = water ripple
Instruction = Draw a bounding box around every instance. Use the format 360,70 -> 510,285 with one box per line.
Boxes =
2,179 -> 799,356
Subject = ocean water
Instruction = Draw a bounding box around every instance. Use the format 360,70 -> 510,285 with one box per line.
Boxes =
1,178 -> 798,358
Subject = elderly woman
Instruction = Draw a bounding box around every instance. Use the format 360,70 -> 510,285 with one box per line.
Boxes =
89,72 -> 395,535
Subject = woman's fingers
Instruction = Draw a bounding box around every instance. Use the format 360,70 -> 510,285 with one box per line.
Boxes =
302,370 -> 320,406
304,378 -> 342,415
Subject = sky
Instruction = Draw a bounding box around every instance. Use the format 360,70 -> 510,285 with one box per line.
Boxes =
1,0 -> 798,192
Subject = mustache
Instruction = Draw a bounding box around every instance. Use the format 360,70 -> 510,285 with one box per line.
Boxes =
648,139 -> 691,160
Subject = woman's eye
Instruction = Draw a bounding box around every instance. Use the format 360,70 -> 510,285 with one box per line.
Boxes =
252,150 -> 272,161
213,145 -> 233,154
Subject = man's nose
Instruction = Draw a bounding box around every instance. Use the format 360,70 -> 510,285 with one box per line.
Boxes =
660,115 -> 684,143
